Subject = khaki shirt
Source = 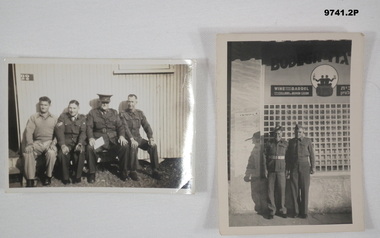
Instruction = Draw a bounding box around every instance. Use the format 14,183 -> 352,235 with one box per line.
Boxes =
264,139 -> 288,172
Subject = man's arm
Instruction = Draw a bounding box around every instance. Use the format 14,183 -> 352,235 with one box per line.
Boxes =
308,139 -> 316,174
140,111 -> 153,139
262,143 -> 268,179
86,111 -> 96,147
25,115 -> 36,146
78,115 -> 87,146
54,115 -> 66,147
119,113 -> 133,139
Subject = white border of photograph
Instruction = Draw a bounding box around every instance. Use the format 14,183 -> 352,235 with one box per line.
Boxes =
4,58 -> 196,194
216,33 -> 364,235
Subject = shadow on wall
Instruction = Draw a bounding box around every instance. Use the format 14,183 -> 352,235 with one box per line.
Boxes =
244,131 -> 267,214
118,101 -> 128,112
89,99 -> 99,109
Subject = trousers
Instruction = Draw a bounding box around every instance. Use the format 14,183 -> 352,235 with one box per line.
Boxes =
87,143 -> 129,174
267,171 -> 287,215
128,139 -> 159,171
290,162 -> 311,215
58,149 -> 85,180
23,140 -> 57,180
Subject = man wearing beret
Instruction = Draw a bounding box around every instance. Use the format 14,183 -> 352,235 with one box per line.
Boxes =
119,94 -> 162,181
286,124 -> 315,219
23,96 -> 57,187
263,125 -> 288,219
86,94 -> 129,183
55,100 -> 86,185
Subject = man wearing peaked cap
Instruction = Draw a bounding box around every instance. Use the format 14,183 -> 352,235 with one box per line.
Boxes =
86,93 -> 129,183
286,124 -> 315,219
263,125 -> 288,219
97,94 -> 112,103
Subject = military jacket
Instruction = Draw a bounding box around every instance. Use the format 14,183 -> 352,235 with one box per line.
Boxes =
286,137 -> 315,170
87,108 -> 125,148
120,109 -> 153,141
264,139 -> 288,172
55,113 -> 86,148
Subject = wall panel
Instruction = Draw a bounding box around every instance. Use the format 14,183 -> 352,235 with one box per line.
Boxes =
15,63 -> 191,160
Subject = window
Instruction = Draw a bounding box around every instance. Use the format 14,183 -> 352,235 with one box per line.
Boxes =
263,103 -> 351,172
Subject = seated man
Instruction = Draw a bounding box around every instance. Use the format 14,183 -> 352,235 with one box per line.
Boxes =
55,100 -> 86,185
120,94 -> 161,181
23,96 -> 57,187
86,94 -> 129,183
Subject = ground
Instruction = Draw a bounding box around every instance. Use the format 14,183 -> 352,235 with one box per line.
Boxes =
9,158 -> 191,190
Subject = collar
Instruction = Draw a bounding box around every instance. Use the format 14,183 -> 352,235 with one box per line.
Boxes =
38,112 -> 52,118
98,107 -> 109,113
68,113 -> 78,120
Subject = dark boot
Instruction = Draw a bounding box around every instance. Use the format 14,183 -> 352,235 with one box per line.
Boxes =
87,173 -> 95,183
129,171 -> 140,181
43,176 -> 52,186
74,177 -> 82,183
152,169 -> 162,180
26,179 -> 35,187
120,171 -> 128,181
62,179 -> 71,185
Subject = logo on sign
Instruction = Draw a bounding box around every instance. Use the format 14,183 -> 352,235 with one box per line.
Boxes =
311,65 -> 338,97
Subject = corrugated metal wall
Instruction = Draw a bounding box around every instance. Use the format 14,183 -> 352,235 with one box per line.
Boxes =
15,63 -> 191,160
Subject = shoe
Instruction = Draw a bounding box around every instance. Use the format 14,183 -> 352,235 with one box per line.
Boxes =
267,215 -> 274,219
129,171 -> 140,181
87,173 -> 95,183
62,179 -> 71,185
299,214 -> 308,219
281,213 -> 287,218
120,172 -> 129,181
74,177 -> 82,183
152,169 -> 162,180
43,177 -> 52,186
26,179 -> 35,187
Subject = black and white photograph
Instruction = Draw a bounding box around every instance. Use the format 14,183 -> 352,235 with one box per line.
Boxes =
6,58 -> 195,193
217,33 -> 364,235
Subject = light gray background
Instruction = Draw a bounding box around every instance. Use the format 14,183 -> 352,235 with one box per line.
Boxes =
0,1 -> 379,237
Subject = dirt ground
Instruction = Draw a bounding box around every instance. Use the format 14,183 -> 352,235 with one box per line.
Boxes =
9,158 -> 191,190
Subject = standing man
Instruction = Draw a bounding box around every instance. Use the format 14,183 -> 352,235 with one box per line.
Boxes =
55,100 -> 86,185
86,94 -> 129,183
23,96 -> 57,187
286,124 -> 315,218
120,94 -> 161,181
263,126 -> 288,219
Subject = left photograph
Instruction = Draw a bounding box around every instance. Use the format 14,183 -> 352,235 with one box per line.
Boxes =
6,58 -> 195,193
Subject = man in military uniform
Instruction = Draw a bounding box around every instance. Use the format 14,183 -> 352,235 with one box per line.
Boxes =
23,96 -> 57,187
120,94 -> 161,181
263,126 -> 288,219
55,100 -> 86,185
86,94 -> 129,183
286,124 -> 315,219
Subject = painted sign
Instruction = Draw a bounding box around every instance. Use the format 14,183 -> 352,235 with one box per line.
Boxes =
20,74 -> 34,81
271,85 -> 313,97
337,85 -> 350,96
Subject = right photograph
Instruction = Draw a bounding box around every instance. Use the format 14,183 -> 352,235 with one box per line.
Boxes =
217,33 -> 364,235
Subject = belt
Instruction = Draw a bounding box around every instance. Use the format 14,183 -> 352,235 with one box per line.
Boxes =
95,128 -> 112,133
268,156 -> 285,160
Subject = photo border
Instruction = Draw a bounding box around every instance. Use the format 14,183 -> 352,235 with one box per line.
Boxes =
3,58 -> 196,194
216,33 -> 364,235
